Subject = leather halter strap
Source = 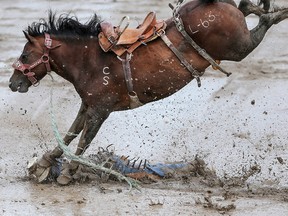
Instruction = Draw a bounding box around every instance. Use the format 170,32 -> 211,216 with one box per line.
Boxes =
12,33 -> 61,86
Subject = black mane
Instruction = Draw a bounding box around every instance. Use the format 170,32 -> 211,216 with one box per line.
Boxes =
27,10 -> 102,38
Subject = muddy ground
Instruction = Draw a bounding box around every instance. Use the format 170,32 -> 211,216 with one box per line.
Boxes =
1,0 -> 288,215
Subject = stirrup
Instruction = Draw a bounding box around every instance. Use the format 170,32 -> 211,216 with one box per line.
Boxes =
117,16 -> 130,37
129,91 -> 143,109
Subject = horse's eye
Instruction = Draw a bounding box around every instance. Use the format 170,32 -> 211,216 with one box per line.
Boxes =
20,53 -> 29,63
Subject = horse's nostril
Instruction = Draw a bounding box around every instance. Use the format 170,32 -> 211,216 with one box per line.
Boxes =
17,81 -> 22,89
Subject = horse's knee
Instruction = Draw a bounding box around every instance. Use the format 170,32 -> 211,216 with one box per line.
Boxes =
259,13 -> 278,27
259,13 -> 270,24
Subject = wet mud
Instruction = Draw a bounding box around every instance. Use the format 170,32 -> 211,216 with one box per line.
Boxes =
1,0 -> 288,215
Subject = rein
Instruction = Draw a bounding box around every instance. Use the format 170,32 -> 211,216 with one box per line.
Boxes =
12,33 -> 61,86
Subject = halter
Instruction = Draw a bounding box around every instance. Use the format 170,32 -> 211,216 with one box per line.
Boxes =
12,33 -> 61,86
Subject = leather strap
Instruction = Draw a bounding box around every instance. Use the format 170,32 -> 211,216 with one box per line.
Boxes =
118,53 -> 134,93
12,33 -> 61,86
170,0 -> 232,77
159,31 -> 203,87
117,54 -> 143,109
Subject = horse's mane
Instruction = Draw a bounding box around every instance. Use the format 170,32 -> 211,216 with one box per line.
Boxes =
27,10 -> 102,38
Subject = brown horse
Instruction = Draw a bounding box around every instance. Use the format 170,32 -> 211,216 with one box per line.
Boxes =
9,0 -> 288,184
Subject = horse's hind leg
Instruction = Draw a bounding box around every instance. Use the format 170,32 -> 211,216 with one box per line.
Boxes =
56,107 -> 110,185
232,7 -> 287,61
248,8 -> 288,52
267,8 -> 288,25
238,0 -> 268,17
259,0 -> 270,12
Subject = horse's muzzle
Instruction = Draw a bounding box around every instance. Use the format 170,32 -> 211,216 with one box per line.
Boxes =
9,80 -> 29,93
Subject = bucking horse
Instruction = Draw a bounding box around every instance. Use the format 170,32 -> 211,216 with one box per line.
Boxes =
8,0 -> 288,184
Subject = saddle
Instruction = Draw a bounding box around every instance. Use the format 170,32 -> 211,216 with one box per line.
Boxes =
98,12 -> 166,56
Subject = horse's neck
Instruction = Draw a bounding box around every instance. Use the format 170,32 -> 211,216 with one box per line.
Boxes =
51,38 -> 98,83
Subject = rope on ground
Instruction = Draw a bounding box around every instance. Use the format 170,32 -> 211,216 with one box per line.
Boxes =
48,84 -> 140,191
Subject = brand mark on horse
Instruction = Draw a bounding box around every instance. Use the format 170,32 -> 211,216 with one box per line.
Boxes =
103,66 -> 110,86
189,11 -> 216,34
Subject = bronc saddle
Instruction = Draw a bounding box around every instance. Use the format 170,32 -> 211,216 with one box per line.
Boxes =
98,11 -> 166,56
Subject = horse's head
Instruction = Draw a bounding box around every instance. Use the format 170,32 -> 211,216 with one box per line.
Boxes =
9,31 -> 59,92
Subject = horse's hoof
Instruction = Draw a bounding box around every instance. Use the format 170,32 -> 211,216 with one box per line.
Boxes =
56,164 -> 73,185
28,157 -> 52,183
38,167 -> 51,183
57,174 -> 72,185
27,157 -> 38,171
28,153 -> 59,183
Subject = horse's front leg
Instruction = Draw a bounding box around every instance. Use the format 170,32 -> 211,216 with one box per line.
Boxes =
31,102 -> 87,181
238,0 -> 268,17
50,102 -> 88,158
56,107 -> 110,185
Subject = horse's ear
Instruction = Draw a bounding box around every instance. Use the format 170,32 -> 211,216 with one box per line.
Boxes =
23,31 -> 37,44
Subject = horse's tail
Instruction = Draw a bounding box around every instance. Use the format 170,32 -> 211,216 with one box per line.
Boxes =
199,0 -> 217,3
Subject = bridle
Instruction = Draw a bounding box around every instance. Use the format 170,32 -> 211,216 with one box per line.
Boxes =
12,33 -> 61,86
